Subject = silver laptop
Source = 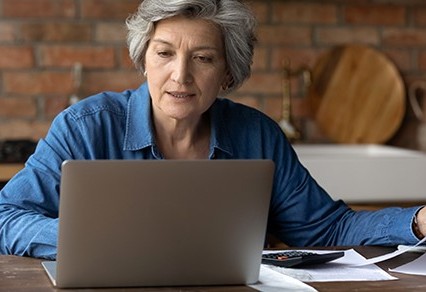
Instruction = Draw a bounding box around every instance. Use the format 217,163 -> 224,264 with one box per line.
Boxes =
42,159 -> 274,288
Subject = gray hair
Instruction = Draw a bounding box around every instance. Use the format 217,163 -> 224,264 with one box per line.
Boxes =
126,0 -> 257,94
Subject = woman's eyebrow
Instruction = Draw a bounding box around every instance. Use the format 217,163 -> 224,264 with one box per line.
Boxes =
150,38 -> 220,52
150,38 -> 171,46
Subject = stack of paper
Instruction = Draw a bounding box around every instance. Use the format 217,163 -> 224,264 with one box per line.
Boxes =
261,249 -> 396,283
251,237 -> 426,290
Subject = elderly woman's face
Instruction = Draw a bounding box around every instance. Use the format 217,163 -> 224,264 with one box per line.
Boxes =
144,15 -> 228,123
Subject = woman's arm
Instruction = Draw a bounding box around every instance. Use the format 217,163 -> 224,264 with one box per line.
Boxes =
0,111 -> 83,259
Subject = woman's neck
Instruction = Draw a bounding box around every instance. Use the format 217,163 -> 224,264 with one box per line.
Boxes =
153,114 -> 211,159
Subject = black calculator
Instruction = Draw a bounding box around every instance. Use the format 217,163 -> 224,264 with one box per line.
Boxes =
262,250 -> 345,268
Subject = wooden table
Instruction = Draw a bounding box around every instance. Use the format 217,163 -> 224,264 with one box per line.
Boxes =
0,246 -> 425,291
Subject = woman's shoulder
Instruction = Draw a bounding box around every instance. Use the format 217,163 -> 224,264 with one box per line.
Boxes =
61,82 -> 148,120
64,89 -> 134,119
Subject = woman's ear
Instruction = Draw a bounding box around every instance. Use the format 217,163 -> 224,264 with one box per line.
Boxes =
221,71 -> 233,91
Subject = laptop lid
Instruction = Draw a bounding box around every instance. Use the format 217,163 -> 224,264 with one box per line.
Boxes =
44,159 -> 274,288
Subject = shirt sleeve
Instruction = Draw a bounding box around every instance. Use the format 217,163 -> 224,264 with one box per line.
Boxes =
0,111 -> 81,259
268,134 -> 422,247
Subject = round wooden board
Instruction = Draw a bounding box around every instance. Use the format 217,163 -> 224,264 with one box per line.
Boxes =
308,44 -> 406,144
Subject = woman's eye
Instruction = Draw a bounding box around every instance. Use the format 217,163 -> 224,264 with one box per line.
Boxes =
157,51 -> 171,58
195,55 -> 213,63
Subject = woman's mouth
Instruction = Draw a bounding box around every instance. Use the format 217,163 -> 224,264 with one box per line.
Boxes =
167,91 -> 195,98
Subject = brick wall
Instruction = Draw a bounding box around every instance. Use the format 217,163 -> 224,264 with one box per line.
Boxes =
1,0 -> 426,150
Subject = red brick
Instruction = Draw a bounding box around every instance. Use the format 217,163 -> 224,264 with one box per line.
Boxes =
382,49 -> 412,72
263,96 -> 282,121
227,95 -> 262,112
238,72 -> 282,95
95,23 -> 127,43
414,8 -> 426,26
3,0 -> 76,18
3,72 -> 73,95
252,47 -> 268,71
246,2 -> 269,24
20,22 -> 92,42
291,97 -> 311,119
81,71 -> 144,95
0,97 -> 37,118
120,47 -> 137,69
0,23 -> 15,42
316,27 -> 379,45
272,3 -> 337,24
39,45 -> 116,69
345,4 -> 406,26
383,28 -> 426,47
271,48 -> 323,71
81,0 -> 140,20
257,25 -> 312,46
418,51 -> 426,71
0,46 -> 34,69
44,96 -> 70,118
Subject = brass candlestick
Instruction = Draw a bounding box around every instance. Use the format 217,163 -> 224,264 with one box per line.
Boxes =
279,58 -> 311,141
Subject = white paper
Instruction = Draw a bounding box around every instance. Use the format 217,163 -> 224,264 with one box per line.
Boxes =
262,249 -> 397,282
353,236 -> 426,266
389,252 -> 426,276
250,265 -> 318,291
398,244 -> 426,253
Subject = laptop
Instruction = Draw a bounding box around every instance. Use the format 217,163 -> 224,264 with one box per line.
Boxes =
42,159 -> 274,288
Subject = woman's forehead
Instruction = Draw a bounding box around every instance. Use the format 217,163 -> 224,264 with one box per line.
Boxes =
151,15 -> 224,50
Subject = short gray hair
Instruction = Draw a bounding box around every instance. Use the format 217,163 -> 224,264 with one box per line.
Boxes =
126,0 -> 257,94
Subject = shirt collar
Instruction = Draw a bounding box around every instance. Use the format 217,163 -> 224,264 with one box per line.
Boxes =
123,82 -> 234,157
209,99 -> 234,158
123,83 -> 155,151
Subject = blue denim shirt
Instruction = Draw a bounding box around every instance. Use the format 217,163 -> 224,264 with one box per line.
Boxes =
0,83 -> 421,259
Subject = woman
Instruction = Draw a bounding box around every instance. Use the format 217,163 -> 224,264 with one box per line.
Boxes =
0,0 -> 425,260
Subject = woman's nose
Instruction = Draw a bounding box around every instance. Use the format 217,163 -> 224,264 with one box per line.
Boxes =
171,57 -> 193,85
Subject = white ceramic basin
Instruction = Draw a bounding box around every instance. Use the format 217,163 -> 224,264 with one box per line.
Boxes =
293,144 -> 426,203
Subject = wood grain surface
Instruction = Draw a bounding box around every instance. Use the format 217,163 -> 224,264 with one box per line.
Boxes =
308,44 -> 406,144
